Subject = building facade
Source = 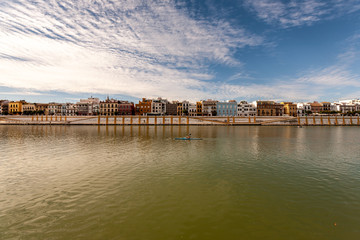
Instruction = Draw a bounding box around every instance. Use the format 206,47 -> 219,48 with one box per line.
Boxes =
48,103 -> 62,115
118,101 -> 134,115
256,101 -> 283,116
216,101 -> 237,116
237,101 -> 257,117
166,103 -> 177,115
34,103 -> 49,115
65,103 -> 76,116
321,102 -> 331,111
100,98 -> 119,116
151,98 -> 167,115
309,102 -> 323,114
0,100 -> 9,115
202,99 -> 218,116
9,101 -> 25,115
196,102 -> 202,116
281,102 -> 297,117
135,98 -> 152,115
188,103 -> 197,116
22,103 -> 36,114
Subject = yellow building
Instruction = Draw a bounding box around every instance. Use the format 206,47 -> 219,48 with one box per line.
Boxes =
196,102 -> 202,116
177,102 -> 183,116
281,102 -> 297,117
100,99 -> 119,116
9,101 -> 25,115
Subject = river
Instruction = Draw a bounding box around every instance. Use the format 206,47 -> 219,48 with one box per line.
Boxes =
0,125 -> 359,239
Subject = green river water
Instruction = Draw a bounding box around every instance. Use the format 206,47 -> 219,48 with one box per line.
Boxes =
0,125 -> 359,239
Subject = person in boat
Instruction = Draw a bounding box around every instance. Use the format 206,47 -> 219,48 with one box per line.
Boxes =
186,133 -> 191,139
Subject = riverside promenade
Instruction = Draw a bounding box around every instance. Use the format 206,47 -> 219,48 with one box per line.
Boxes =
1,115 -> 359,126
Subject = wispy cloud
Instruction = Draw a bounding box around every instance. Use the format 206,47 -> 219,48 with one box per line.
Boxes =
0,0 -> 263,101
0,90 -> 47,96
244,0 -> 360,28
214,32 -> 360,102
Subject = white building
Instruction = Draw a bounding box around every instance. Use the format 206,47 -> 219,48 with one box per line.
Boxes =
188,103 -> 197,116
237,101 -> 256,117
48,103 -> 62,115
65,103 -> 77,116
151,98 -> 168,115
297,102 -> 311,112
340,103 -> 356,113
338,99 -> 360,113
77,97 -> 100,115
330,103 -> 341,112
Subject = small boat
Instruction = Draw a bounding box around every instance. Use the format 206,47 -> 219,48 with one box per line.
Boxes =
175,137 -> 202,140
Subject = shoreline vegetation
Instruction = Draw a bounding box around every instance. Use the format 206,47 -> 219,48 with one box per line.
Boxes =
1,115 -> 359,126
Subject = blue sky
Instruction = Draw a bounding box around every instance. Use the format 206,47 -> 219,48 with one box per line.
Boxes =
0,0 -> 360,103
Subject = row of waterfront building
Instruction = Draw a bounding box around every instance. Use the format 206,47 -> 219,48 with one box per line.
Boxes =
1,97 -> 360,117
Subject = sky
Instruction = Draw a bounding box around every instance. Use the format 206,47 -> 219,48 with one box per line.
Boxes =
0,0 -> 360,103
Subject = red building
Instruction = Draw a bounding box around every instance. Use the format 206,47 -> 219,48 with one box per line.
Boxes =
118,101 -> 134,115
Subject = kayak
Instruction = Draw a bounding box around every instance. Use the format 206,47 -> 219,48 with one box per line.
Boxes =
175,137 -> 202,140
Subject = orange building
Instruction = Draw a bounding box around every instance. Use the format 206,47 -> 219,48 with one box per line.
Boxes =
257,101 -> 284,116
135,98 -> 152,115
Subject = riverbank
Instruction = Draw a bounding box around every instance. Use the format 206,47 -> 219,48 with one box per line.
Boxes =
1,115 -> 359,126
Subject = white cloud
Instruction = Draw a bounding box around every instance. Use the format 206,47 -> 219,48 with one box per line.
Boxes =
244,0 -> 360,27
0,0 -> 264,101
0,0 -> 359,103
